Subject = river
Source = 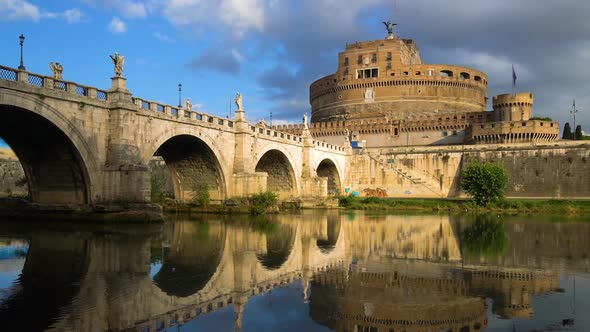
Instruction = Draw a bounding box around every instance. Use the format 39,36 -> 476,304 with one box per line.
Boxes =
0,211 -> 589,332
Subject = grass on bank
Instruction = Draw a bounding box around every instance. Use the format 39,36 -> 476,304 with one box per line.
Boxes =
337,195 -> 590,215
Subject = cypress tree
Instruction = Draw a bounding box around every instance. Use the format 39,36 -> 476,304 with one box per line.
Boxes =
575,125 -> 583,140
562,122 -> 572,139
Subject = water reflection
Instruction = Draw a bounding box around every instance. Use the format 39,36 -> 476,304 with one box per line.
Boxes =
0,213 -> 587,331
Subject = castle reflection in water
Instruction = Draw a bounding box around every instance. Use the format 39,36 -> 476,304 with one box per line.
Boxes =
0,212 -> 588,332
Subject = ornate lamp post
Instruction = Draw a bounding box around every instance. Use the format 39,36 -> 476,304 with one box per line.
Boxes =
18,34 -> 26,70
178,83 -> 182,108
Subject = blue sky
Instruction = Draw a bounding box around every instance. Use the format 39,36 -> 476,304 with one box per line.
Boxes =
1,0 -> 589,143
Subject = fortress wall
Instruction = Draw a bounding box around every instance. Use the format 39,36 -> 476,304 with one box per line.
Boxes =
347,142 -> 590,198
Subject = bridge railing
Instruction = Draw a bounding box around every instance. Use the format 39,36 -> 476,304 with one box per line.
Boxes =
132,97 -> 235,130
0,65 -> 109,101
313,140 -> 346,152
250,125 -> 305,145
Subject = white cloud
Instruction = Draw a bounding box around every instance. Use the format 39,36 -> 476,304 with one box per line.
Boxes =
82,0 -> 148,18
163,0 -> 266,36
218,0 -> 265,35
0,0 -> 41,21
109,17 -> 127,34
231,48 -> 245,62
63,8 -> 84,23
153,32 -> 174,42
0,1 -> 84,23
122,2 -> 147,18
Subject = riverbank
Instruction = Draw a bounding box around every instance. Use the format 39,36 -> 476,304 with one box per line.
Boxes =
337,196 -> 590,215
0,198 -> 164,222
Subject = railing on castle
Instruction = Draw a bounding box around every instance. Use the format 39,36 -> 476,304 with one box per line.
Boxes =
0,65 -> 109,101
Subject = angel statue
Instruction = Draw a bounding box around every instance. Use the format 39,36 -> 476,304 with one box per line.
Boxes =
234,92 -> 243,112
383,20 -> 397,37
109,52 -> 125,77
49,62 -> 63,80
185,98 -> 192,111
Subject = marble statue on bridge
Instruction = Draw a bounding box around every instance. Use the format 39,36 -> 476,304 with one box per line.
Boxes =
185,98 -> 192,112
109,52 -> 125,77
234,92 -> 243,112
49,62 -> 63,80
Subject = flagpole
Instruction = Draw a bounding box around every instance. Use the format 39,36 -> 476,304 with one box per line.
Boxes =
512,65 -> 517,96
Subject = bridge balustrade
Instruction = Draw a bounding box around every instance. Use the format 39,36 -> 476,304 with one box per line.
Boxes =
0,65 -> 109,102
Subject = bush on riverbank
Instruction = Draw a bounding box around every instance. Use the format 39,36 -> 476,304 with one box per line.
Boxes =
249,192 -> 278,215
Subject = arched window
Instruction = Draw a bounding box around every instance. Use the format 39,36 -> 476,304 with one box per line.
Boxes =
440,70 -> 453,77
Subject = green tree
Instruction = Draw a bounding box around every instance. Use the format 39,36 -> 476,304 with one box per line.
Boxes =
562,122 -> 573,139
460,160 -> 508,206
575,125 -> 583,140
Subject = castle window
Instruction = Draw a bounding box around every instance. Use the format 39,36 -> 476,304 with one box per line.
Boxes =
394,128 -> 399,136
443,131 -> 448,136
428,69 -> 434,76
386,52 -> 392,61
371,53 -> 377,63
386,62 -> 392,69
403,71 -> 409,76
453,130 -> 458,135
460,72 -> 470,79
440,70 -> 454,77
522,122 -> 527,126
474,75 -> 482,82
344,57 -> 349,66
357,55 -> 363,64
540,122 -> 544,126
415,71 -> 422,75
344,67 -> 349,75
481,125 -> 484,129
357,68 -> 379,79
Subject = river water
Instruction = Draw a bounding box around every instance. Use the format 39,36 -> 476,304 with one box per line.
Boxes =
0,211 -> 588,332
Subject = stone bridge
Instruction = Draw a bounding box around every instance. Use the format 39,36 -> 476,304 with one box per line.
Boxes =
0,65 -> 348,204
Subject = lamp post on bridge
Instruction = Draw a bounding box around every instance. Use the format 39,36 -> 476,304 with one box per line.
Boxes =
18,34 -> 26,70
178,83 -> 182,108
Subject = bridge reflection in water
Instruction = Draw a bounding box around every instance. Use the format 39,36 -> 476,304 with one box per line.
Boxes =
0,212 -> 588,332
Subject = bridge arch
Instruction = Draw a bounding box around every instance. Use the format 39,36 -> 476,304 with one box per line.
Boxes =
254,147 -> 299,199
152,221 -> 226,297
145,128 -> 230,202
316,214 -> 342,253
255,221 -> 297,270
0,90 -> 98,204
316,158 -> 342,196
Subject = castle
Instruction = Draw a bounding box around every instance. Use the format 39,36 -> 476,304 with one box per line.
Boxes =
274,23 -> 560,148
